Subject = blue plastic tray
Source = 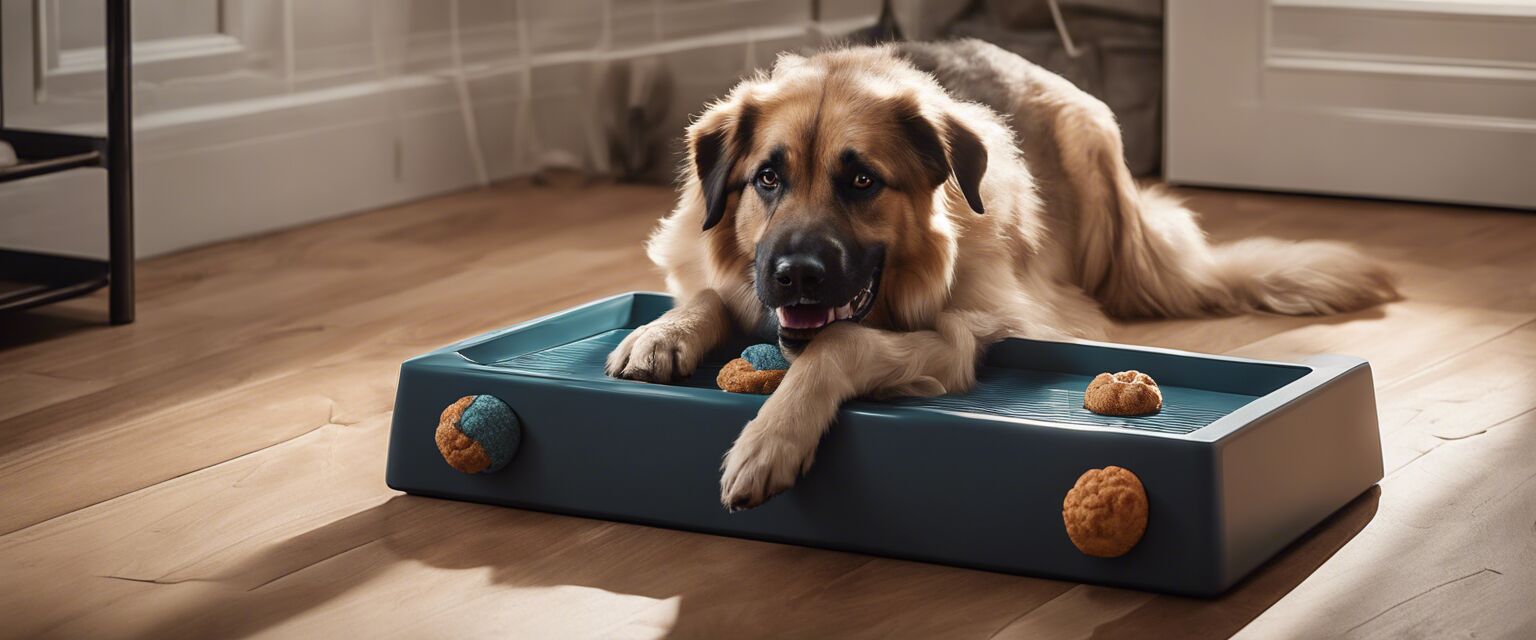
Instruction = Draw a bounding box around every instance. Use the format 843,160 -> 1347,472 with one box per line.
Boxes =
386,292 -> 1383,596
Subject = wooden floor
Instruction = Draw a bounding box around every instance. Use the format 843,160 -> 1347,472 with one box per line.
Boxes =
1,179 -> 1532,639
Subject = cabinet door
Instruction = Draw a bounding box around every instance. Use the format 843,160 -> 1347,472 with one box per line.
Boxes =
1165,0 -> 1536,209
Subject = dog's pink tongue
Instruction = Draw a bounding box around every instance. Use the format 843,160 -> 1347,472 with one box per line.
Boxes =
778,305 -> 830,329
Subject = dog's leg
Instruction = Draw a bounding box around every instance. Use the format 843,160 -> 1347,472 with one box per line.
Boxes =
720,312 -> 1003,510
607,289 -> 730,382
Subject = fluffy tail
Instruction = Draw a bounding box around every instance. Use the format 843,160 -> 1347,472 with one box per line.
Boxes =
1080,186 -> 1399,318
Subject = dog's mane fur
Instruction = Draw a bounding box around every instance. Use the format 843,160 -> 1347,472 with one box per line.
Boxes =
652,45 -> 1062,342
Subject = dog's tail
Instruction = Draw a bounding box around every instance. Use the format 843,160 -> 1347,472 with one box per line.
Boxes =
1078,184 -> 1399,319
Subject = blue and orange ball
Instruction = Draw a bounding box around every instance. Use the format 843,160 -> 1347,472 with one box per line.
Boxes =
716,344 -> 790,394
435,395 -> 520,474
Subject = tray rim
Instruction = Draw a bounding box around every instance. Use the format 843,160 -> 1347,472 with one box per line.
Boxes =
411,291 -> 1368,444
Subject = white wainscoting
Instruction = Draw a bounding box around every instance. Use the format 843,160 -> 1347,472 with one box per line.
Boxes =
1166,0 -> 1536,209
1,73 -> 497,258
1,0 -> 882,258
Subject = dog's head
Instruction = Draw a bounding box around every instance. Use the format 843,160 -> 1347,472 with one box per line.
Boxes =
687,49 -> 988,352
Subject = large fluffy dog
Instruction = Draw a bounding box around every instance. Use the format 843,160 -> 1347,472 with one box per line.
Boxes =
606,40 -> 1397,510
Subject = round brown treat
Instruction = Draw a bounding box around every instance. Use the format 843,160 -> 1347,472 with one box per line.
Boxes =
1083,370 -> 1162,416
1062,466 -> 1149,558
716,358 -> 786,394
435,396 -> 492,474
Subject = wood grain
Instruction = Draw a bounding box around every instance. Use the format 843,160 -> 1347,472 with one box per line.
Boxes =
0,180 -> 1531,639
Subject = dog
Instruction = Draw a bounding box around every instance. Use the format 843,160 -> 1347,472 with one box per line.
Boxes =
605,40 -> 1397,511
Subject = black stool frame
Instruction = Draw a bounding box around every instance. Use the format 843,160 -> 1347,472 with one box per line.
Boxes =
0,0 -> 134,324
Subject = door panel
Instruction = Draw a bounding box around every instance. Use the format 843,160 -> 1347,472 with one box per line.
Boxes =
1166,0 -> 1536,209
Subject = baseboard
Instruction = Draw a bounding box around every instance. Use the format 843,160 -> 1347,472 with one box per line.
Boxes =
0,73 -> 518,259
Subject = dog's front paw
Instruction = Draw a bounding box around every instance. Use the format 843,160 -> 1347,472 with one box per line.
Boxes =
605,319 -> 702,383
720,420 -> 815,511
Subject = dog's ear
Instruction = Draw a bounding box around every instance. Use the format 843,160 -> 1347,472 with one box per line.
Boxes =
900,110 -> 988,215
943,115 -> 987,215
689,101 -> 757,231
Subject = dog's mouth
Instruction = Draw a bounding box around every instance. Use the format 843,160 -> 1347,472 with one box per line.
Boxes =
774,269 -> 882,348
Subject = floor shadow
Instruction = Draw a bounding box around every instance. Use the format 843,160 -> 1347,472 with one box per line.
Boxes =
126,486 -> 1380,639
0,303 -> 108,353
1091,486 -> 1382,639
125,495 -> 861,638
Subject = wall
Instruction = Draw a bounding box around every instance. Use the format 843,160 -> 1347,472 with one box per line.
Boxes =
1,0 -> 887,259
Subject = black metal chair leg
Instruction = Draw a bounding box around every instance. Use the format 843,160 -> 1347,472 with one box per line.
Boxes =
106,0 -> 134,325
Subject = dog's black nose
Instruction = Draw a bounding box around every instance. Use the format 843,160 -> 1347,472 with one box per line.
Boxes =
772,254 -> 825,296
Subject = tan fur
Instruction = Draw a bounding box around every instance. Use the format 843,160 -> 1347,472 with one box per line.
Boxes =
607,42 -> 1398,509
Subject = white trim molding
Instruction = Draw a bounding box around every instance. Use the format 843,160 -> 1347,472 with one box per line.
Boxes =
1266,52 -> 1536,83
1167,0 -> 1536,209
53,34 -> 246,76
1272,0 -> 1536,19
0,0 -> 883,258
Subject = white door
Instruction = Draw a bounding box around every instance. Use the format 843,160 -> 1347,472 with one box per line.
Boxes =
1165,0 -> 1536,209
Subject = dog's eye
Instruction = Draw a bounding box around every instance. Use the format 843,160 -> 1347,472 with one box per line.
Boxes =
756,168 -> 780,190
851,173 -> 874,190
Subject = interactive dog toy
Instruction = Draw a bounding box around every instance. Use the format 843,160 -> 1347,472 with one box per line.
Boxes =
717,343 -> 789,394
1062,466 -> 1149,557
387,292 -> 1386,596
435,395 -> 520,473
1083,370 -> 1162,416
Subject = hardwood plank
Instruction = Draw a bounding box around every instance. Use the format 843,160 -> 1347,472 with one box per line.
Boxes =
0,406 -> 1074,639
0,181 -> 1532,639
0,182 -> 670,535
635,557 -> 1074,638
990,585 -> 1154,639
1235,411 -> 1536,639
0,260 -> 660,535
1227,302 -> 1531,388
1374,320 -> 1536,473
0,372 -> 111,423
1286,324 -> 1536,639
0,183 -> 669,382
0,415 -> 856,638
